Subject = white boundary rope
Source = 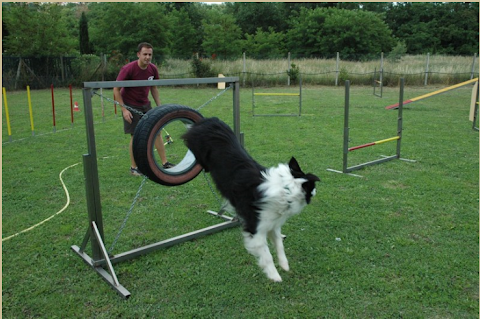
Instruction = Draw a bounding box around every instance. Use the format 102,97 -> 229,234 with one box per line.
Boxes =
2,162 -> 80,242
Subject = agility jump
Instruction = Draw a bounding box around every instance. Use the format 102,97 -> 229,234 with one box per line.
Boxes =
328,78 -> 415,176
252,77 -> 302,116
71,77 -> 242,298
385,77 -> 479,110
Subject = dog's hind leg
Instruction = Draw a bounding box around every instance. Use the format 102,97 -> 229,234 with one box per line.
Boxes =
243,231 -> 282,282
269,228 -> 289,272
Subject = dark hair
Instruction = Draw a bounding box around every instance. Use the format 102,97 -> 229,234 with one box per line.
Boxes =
137,42 -> 153,52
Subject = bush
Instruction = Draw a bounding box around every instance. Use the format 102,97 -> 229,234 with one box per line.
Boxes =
339,66 -> 349,84
190,55 -> 216,78
388,41 -> 408,63
287,63 -> 300,84
70,54 -> 124,86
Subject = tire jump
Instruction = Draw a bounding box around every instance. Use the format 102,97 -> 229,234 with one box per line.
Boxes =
132,104 -> 204,186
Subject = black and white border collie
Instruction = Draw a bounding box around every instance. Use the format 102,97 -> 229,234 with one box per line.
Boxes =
182,117 -> 320,282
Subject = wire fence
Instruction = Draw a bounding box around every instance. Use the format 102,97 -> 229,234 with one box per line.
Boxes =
2,52 -> 479,90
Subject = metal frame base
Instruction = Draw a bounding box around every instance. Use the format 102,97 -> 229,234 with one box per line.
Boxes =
327,155 -> 416,178
71,211 -> 240,299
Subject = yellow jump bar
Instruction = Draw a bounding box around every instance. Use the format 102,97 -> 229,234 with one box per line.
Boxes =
254,93 -> 300,96
386,78 -> 479,109
410,77 -> 479,102
374,136 -> 400,145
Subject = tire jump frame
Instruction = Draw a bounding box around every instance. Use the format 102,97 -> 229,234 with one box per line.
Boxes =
71,77 -> 241,299
327,78 -> 415,177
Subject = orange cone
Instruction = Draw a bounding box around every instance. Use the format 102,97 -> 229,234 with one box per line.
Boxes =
74,101 -> 80,112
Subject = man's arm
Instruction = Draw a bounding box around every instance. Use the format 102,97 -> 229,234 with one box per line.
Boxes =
151,86 -> 161,106
114,87 -> 133,123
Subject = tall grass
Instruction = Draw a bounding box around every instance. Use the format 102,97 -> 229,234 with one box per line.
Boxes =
159,54 -> 478,87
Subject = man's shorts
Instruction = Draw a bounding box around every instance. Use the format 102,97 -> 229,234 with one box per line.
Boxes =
123,102 -> 152,135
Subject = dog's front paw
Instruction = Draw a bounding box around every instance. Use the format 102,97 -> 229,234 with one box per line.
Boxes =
265,266 -> 283,282
279,259 -> 290,272
268,273 -> 283,282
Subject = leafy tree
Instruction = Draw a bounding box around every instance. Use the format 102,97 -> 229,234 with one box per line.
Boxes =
79,12 -> 92,55
281,2 -> 337,19
87,2 -> 171,58
225,2 -> 287,34
385,2 -> 478,55
169,8 -> 199,59
3,3 -> 76,56
201,11 -> 242,59
286,7 -> 394,59
243,27 -> 286,59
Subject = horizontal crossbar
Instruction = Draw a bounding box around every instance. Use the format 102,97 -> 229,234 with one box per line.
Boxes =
346,155 -> 398,172
254,93 -> 300,96
84,77 -> 240,89
93,217 -> 240,267
348,136 -> 399,152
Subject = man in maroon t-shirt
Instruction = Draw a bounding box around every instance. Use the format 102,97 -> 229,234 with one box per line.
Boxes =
113,42 -> 174,176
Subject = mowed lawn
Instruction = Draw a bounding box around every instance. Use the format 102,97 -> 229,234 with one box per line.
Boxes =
2,82 -> 478,318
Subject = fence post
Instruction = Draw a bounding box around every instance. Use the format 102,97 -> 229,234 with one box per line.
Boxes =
470,53 -> 477,80
335,52 -> 340,86
15,58 -> 22,91
243,52 -> 246,87
287,52 -> 291,86
380,52 -> 384,88
424,53 -> 430,86
101,54 -> 106,122
60,56 -> 65,82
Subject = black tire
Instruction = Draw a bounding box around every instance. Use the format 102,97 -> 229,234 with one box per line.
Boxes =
132,104 -> 204,186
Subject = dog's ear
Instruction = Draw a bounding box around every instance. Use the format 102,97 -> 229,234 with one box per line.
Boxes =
306,173 -> 320,182
301,174 -> 320,204
288,157 -> 303,174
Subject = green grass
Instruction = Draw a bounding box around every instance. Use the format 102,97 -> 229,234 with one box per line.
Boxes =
2,83 -> 478,318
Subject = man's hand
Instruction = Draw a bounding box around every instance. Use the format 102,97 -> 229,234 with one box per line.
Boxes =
122,108 -> 133,123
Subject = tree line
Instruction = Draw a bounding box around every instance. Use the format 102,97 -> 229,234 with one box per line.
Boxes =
2,2 -> 479,61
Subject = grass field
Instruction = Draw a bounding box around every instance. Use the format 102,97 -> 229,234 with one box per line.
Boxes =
2,82 -> 479,317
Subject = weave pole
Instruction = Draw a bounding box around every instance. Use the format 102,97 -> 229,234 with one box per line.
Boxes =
51,84 -> 56,133
327,78 -> 415,176
2,87 -> 12,141
27,86 -> 35,136
69,85 -> 74,128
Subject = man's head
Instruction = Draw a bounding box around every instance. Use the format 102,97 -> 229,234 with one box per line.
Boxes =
137,42 -> 153,69
137,42 -> 153,53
